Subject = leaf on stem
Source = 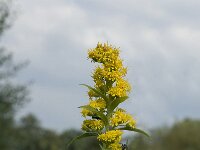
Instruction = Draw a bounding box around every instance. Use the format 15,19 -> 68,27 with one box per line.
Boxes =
66,132 -> 98,149
99,144 -> 105,150
80,84 -> 108,102
109,96 -> 128,112
118,127 -> 150,138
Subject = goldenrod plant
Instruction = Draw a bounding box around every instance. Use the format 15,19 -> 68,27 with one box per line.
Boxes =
68,43 -> 149,150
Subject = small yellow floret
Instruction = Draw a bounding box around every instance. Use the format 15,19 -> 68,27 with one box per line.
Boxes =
97,130 -> 123,144
108,142 -> 122,150
82,119 -> 104,131
81,98 -> 106,117
110,108 -> 136,128
108,79 -> 131,97
88,43 -> 120,64
127,118 -> 136,128
101,66 -> 127,81
92,67 -> 105,87
81,108 -> 93,117
89,98 -> 106,110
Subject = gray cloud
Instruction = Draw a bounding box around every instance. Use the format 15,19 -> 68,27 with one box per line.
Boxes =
2,0 -> 200,131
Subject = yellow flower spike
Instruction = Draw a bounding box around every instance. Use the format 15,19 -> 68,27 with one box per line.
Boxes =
76,43 -> 148,150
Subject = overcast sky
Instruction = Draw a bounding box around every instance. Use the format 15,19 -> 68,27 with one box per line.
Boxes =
2,0 -> 200,132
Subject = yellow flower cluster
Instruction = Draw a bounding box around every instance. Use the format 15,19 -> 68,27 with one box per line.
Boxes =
108,79 -> 131,97
110,108 -> 136,128
81,109 -> 93,117
81,98 -> 106,117
127,118 -> 136,128
88,43 -> 131,97
88,43 -> 119,65
97,130 -> 123,144
82,119 -> 104,131
108,143 -> 122,150
89,98 -> 106,110
92,67 -> 105,87
92,66 -> 127,83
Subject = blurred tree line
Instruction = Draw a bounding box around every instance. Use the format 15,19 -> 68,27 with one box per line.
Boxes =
1,1 -> 200,150
129,119 -> 200,150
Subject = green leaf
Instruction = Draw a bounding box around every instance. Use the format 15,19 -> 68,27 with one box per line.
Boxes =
66,132 -> 98,149
99,144 -> 104,150
118,127 -> 150,138
80,84 -> 108,102
100,144 -> 109,150
79,105 -> 108,125
109,96 -> 128,112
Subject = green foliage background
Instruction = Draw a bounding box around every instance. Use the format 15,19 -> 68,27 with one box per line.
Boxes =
129,119 -> 200,150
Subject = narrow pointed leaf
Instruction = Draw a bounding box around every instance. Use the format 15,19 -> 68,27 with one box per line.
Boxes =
79,105 -> 108,125
66,132 -> 98,149
118,127 -> 150,138
99,144 -> 105,150
80,84 -> 108,102
109,96 -> 128,112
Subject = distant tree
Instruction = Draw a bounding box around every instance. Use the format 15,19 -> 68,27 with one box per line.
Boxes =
129,119 -> 200,150
163,119 -> 200,150
14,114 -> 60,150
39,130 -> 61,150
14,115 -> 100,150
0,1 -> 29,149
0,0 -> 11,35
14,114 -> 41,150
129,134 -> 150,150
